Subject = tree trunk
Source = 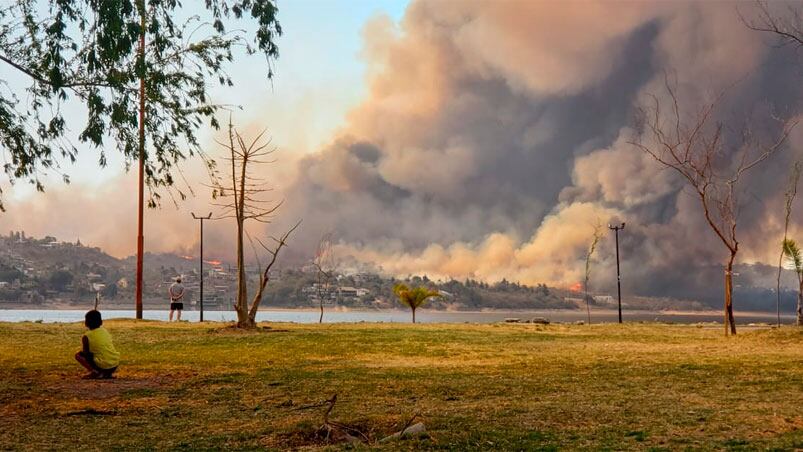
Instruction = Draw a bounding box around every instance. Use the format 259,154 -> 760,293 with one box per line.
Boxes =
412,307 -> 416,324
777,249 -> 784,328
244,275 -> 266,328
584,280 -> 591,325
235,218 -> 248,327
236,220 -> 298,329
319,301 -> 324,323
725,255 -> 737,335
797,282 -> 803,326
238,316 -> 256,329
235,133 -> 250,327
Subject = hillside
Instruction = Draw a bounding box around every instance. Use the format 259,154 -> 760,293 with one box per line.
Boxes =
0,233 -> 199,306
0,232 -> 798,312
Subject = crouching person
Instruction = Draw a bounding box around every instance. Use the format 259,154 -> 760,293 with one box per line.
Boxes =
75,310 -> 120,379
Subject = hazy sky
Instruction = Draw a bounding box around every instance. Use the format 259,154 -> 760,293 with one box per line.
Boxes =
4,0 -> 409,195
1,1 -> 802,304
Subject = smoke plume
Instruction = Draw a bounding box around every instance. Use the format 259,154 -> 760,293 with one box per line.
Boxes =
275,0 -> 803,304
2,1 -> 802,307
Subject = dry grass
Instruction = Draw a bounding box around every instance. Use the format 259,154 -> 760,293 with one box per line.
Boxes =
0,320 -> 802,450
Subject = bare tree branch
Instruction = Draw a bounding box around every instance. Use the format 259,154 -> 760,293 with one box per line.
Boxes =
209,117 -> 298,328
740,1 -> 803,48
630,75 -> 797,335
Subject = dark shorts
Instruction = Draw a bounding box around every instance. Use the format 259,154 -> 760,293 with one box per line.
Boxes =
170,302 -> 184,311
75,351 -> 118,377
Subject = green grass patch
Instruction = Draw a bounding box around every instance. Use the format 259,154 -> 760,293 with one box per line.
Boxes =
0,321 -> 801,450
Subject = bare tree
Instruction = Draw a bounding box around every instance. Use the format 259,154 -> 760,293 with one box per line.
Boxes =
631,74 -> 797,335
312,232 -> 336,323
741,1 -> 803,48
583,220 -> 604,325
777,163 -> 801,326
211,120 -> 300,328
312,232 -> 337,323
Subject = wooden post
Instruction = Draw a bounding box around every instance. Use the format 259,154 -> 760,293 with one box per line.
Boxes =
135,0 -> 146,320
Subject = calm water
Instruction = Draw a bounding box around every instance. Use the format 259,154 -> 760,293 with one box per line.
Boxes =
0,308 -> 794,324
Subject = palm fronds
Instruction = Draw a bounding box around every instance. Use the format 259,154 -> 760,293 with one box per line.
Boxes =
782,238 -> 803,274
393,283 -> 441,322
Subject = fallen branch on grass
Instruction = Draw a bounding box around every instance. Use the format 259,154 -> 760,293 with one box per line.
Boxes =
380,412 -> 427,442
291,394 -> 369,444
290,395 -> 428,444
319,394 -> 370,443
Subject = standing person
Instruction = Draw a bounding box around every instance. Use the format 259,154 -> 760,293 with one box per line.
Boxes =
75,310 -> 119,379
168,277 -> 185,321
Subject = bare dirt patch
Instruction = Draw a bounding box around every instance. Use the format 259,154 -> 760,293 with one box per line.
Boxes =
49,374 -> 171,399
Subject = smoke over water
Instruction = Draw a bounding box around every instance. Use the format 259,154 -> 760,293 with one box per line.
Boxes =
1,1 -> 802,306
276,0 -> 803,302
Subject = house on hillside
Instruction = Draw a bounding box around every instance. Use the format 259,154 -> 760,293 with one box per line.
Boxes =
593,295 -> 614,304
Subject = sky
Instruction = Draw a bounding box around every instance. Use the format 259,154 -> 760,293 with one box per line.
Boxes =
4,0 -> 409,192
1,0 -> 802,306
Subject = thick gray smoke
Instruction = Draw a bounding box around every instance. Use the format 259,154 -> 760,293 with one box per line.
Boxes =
1,1 -> 801,308
273,0 -> 803,304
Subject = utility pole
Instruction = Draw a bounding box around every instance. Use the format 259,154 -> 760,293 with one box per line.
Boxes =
192,213 -> 212,322
609,222 -> 625,324
135,0 -> 146,320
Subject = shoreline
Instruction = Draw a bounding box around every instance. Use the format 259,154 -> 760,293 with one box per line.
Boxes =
0,306 -> 795,317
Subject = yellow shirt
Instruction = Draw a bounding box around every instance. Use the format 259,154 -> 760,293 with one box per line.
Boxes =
85,327 -> 120,369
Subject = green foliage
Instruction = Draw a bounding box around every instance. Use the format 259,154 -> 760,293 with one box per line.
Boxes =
392,283 -> 441,310
47,270 -> 73,292
101,282 -> 118,299
0,0 -> 281,209
0,263 -> 23,283
782,238 -> 803,274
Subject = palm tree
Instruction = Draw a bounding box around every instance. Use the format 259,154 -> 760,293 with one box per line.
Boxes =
781,239 -> 803,326
393,284 -> 441,323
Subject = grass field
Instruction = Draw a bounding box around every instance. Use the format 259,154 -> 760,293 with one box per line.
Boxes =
1,320 -> 802,450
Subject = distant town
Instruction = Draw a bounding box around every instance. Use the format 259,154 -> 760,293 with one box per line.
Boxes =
0,231 -> 721,312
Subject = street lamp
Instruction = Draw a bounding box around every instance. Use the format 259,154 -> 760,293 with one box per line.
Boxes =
608,222 -> 625,324
191,212 -> 212,322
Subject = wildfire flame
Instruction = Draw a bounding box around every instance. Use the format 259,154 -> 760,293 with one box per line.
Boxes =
569,282 -> 582,292
181,255 -> 193,260
204,260 -> 222,266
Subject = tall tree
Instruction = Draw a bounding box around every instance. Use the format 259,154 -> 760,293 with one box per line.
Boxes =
777,163 -> 800,326
631,74 -> 797,335
0,1 -> 281,206
781,239 -> 803,326
1,0 -> 281,318
393,284 -> 441,324
211,120 -> 299,328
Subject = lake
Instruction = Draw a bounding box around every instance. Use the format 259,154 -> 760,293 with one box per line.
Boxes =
0,308 -> 795,324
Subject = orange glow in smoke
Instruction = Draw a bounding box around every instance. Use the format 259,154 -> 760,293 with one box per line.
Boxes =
204,260 -> 222,266
569,282 -> 582,292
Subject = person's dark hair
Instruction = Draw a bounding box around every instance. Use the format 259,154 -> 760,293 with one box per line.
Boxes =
85,310 -> 102,329
176,277 -> 181,283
